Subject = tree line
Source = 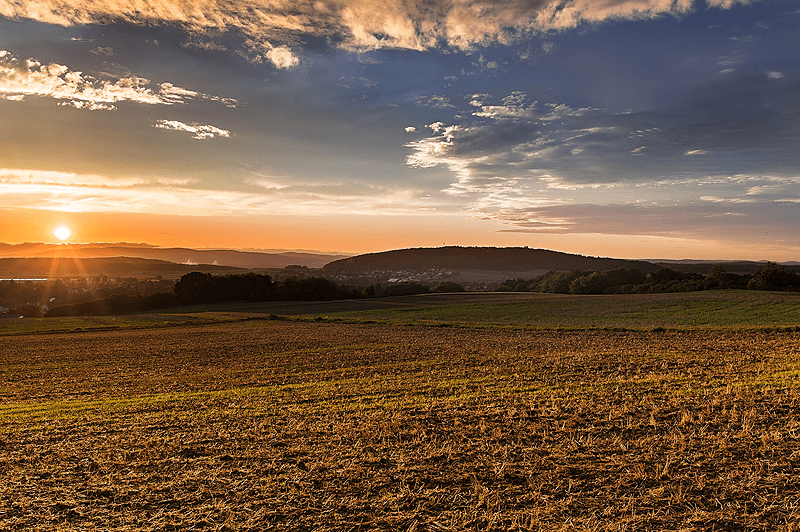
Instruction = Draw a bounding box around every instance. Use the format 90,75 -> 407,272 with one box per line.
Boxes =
10,262 -> 797,317
494,263 -> 800,294
41,273 -> 464,316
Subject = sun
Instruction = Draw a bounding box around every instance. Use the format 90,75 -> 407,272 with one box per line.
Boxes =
53,225 -> 72,241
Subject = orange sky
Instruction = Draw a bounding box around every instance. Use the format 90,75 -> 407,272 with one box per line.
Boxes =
3,207 -> 796,261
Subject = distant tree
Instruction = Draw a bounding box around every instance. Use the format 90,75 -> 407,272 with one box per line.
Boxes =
532,270 -> 585,293
174,272 -> 213,304
568,268 -> 648,294
700,265 -> 750,290
494,279 -> 523,292
362,284 -> 377,297
432,281 -> 465,293
646,268 -> 701,285
380,282 -> 430,297
748,262 -> 800,291
11,303 -> 43,318
45,292 -> 180,317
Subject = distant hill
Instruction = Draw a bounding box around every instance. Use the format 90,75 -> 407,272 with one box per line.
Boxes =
0,257 -> 241,279
323,246 -> 663,275
0,243 -> 348,269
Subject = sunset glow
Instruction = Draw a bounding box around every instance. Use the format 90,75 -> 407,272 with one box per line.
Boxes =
53,225 -> 72,241
1,1 -> 798,260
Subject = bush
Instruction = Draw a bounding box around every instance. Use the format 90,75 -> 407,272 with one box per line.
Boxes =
747,263 -> 800,291
380,282 -> 430,297
45,292 -> 180,317
432,281 -> 465,293
11,303 -> 43,318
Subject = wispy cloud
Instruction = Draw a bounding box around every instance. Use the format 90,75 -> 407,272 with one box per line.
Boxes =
0,168 -> 148,187
413,95 -> 455,109
490,201 -> 798,246
0,50 -> 236,109
154,120 -> 231,140
0,168 -> 441,216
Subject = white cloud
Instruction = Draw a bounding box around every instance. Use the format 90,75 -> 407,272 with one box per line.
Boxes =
471,92 -> 589,122
58,100 -> 117,110
0,50 -> 236,109
404,126 -> 416,132
154,120 -> 231,140
473,92 -> 538,120
158,83 -> 199,102
700,195 -> 754,203
265,45 -> 299,69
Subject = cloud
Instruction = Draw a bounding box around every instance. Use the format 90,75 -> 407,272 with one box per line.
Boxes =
91,46 -> 114,56
414,95 -> 455,109
405,78 -> 800,233
472,92 -> 591,122
0,0 -> 757,56
265,45 -> 299,69
182,40 -> 227,51
409,71 -> 800,190
0,168 -> 147,187
154,120 -> 231,140
58,100 -> 117,111
158,83 -> 199,102
0,168 -> 440,216
0,50 -> 237,109
490,200 -> 799,244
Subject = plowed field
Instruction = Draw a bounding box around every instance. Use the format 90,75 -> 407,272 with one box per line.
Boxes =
2,320 -> 800,530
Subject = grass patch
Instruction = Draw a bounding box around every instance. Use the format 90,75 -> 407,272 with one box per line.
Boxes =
323,290 -> 800,330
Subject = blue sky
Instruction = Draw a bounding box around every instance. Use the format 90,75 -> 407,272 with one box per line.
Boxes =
1,0 -> 798,259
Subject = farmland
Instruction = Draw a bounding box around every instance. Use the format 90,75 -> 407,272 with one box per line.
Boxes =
2,291 -> 800,530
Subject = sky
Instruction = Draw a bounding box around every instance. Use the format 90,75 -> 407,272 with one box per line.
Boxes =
1,0 -> 798,260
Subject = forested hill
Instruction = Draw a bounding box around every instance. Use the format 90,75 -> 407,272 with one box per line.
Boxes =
323,247 -> 661,274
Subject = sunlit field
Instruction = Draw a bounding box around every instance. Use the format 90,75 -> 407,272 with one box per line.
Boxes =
2,291 -> 800,530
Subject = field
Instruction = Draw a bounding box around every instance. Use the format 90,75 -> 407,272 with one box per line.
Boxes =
2,291 -> 800,530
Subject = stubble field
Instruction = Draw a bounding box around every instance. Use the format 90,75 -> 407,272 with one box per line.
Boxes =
2,292 -> 800,530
